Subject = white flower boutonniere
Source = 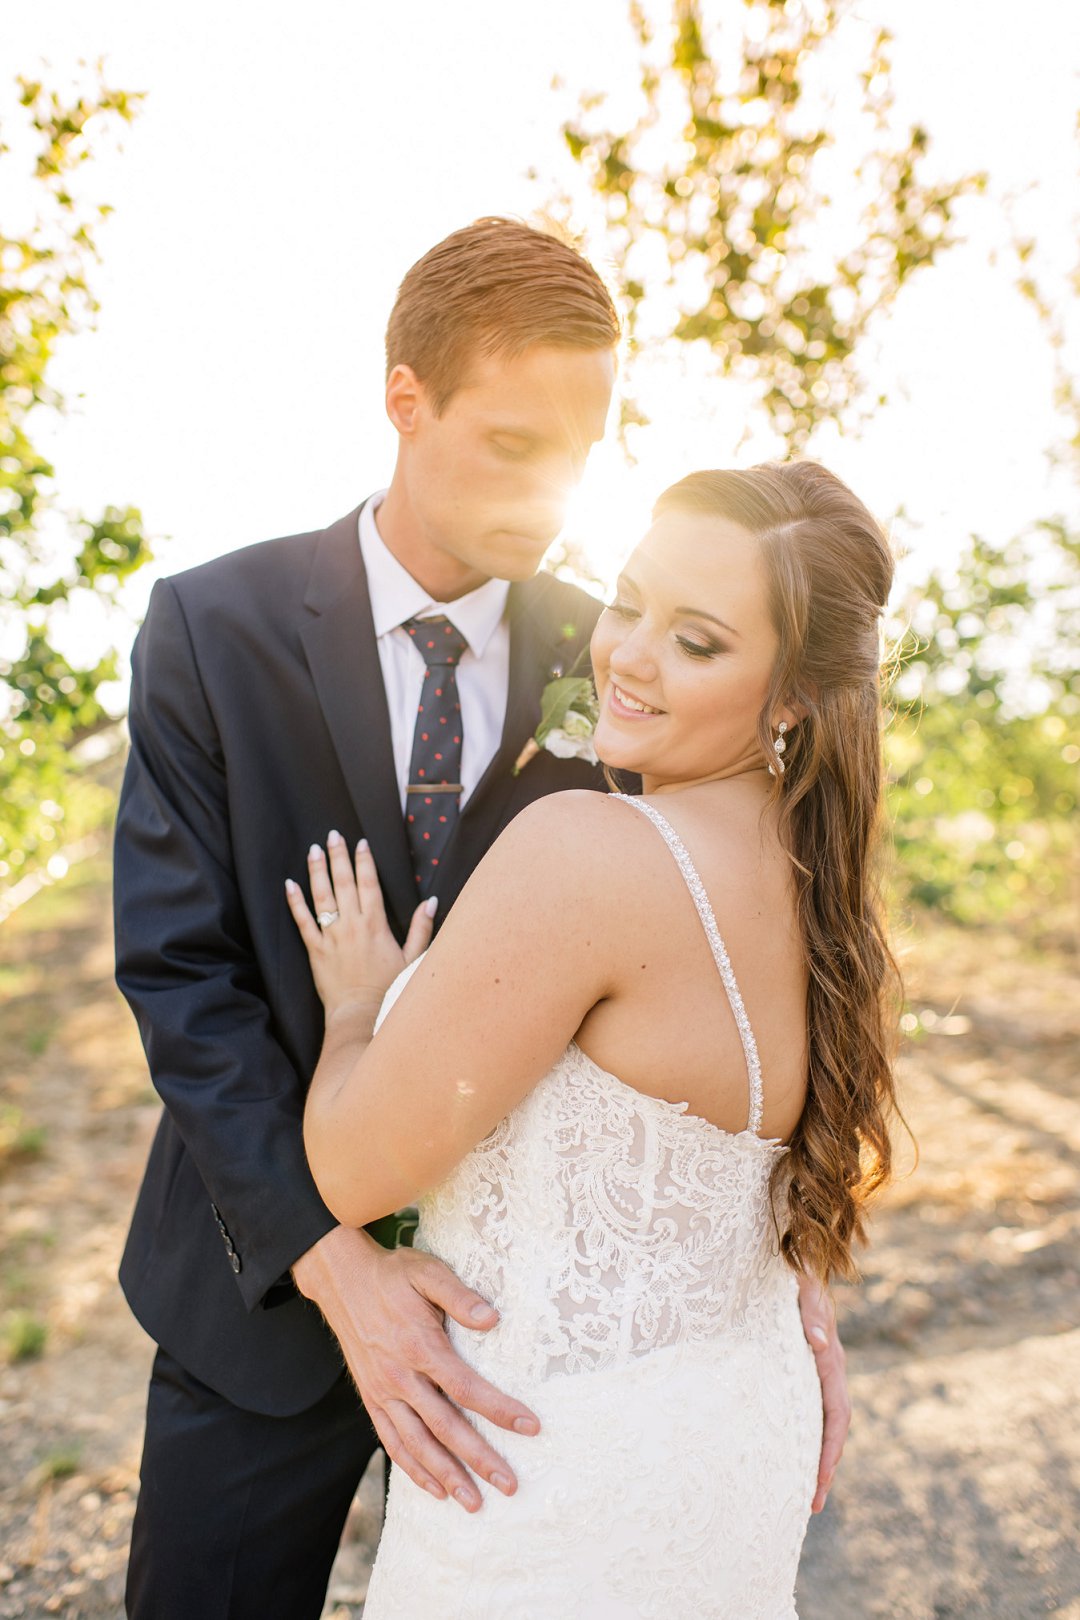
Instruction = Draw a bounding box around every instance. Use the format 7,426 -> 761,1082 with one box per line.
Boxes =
513,675 -> 600,776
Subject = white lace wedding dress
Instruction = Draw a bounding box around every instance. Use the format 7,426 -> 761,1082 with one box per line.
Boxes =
362,797 -> 822,1619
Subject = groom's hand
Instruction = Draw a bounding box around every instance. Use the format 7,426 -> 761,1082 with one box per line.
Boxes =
292,1223 -> 537,1512
797,1272 -> 850,1513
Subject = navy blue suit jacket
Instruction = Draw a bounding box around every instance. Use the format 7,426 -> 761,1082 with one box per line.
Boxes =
114,502 -> 613,1415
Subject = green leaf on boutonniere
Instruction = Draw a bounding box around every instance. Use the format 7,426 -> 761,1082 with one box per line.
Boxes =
536,676 -> 598,742
513,673 -> 600,775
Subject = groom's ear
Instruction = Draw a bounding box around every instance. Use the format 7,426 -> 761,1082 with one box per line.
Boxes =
385,364 -> 425,437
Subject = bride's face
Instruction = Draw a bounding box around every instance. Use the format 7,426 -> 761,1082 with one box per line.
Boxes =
591,509 -> 780,791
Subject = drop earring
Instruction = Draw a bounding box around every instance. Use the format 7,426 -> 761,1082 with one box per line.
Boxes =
767,720 -> 788,777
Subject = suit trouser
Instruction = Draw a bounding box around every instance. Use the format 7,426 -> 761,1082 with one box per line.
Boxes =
126,1346 -> 383,1620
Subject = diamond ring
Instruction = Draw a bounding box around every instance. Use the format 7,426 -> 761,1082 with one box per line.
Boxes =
316,910 -> 340,930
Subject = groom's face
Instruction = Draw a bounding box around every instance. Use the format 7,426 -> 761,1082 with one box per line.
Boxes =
389,342 -> 614,595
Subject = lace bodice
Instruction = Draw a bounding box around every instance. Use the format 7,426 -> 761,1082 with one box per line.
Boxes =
378,794 -> 794,1384
366,795 -> 820,1619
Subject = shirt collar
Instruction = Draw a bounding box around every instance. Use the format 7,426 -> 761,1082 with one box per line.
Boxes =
358,494 -> 510,659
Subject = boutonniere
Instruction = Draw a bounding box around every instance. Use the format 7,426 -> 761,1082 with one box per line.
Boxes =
513,634 -> 599,776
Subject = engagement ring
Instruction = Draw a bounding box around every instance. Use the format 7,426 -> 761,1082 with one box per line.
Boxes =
316,910 -> 340,930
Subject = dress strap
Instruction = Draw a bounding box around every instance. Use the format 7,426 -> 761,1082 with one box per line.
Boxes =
612,794 -> 765,1137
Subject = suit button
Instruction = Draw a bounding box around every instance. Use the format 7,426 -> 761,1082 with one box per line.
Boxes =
230,1253 -> 242,1274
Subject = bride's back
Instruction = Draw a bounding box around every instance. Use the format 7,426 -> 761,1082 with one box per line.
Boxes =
573,783 -> 809,1145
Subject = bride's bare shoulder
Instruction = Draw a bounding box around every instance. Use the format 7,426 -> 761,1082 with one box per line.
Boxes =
477,790 -> 667,913
497,789 -> 656,860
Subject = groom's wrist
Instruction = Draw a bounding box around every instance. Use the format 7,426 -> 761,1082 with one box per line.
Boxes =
291,1222 -> 380,1303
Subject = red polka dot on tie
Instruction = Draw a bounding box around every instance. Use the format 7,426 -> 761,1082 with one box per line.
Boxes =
424,797 -> 432,806
453,735 -> 460,744
439,716 -> 447,725
431,857 -> 439,866
418,768 -> 425,777
435,688 -> 443,697
426,639 -> 435,649
434,752 -> 442,762
438,814 -> 447,823
423,831 -> 430,841
407,813 -> 415,823
421,733 -> 429,742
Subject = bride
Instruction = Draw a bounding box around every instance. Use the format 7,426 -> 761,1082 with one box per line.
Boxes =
286,460 -> 900,1618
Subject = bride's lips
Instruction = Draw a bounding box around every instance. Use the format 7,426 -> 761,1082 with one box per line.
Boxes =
606,682 -> 665,721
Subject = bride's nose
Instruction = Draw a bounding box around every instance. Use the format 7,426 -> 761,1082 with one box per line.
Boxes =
609,621 -> 659,685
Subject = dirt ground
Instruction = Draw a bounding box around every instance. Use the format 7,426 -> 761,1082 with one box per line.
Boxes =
0,857 -> 1077,1619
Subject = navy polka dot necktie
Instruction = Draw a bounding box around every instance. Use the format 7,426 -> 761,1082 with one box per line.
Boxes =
402,616 -> 469,899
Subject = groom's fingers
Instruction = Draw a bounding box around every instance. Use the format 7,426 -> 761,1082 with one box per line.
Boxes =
366,1401 -> 447,1503
810,1327 -> 849,1513
383,1396 -> 489,1513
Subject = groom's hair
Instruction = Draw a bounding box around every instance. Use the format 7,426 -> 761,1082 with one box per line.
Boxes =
385,217 -> 619,413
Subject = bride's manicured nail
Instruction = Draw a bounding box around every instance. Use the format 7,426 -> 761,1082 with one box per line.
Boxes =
469,1301 -> 494,1321
491,1471 -> 513,1495
454,1487 -> 474,1508
327,829 -> 342,847
425,896 -> 438,918
513,1417 -> 539,1436
358,837 -> 369,853
284,878 -> 297,893
308,844 -> 322,860
424,1481 -> 444,1500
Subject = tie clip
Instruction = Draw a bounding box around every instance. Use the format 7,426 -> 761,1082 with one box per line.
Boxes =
406,783 -> 462,794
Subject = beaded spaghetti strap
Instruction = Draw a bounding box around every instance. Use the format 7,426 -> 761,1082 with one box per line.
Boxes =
612,793 -> 765,1137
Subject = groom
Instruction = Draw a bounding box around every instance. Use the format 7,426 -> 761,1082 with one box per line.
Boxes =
114,217 -> 848,1620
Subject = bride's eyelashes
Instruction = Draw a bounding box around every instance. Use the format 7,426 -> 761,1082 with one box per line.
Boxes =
605,600 -> 725,661
675,635 -> 724,660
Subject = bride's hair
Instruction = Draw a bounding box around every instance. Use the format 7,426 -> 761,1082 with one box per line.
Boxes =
652,461 -> 902,1284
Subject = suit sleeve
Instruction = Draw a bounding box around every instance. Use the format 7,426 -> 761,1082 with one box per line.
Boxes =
114,577 -> 337,1310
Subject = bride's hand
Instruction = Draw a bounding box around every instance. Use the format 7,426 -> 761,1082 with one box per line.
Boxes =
285,831 -> 436,1022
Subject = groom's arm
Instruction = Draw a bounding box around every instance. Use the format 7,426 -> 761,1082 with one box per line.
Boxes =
116,580 -> 539,1508
114,577 -> 335,1308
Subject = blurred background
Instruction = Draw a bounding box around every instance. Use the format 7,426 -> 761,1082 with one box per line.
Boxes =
0,3 -> 1077,1617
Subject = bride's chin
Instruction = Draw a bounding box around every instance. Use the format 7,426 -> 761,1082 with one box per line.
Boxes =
596,741 -> 649,775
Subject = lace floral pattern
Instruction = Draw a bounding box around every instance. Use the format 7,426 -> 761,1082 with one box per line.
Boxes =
364,1041 -> 821,1619
417,1042 -> 791,1384
364,799 -> 822,1617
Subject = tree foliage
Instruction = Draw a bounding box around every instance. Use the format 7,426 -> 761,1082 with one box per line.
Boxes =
885,521 -> 1079,927
564,0 -> 982,449
0,68 -> 150,886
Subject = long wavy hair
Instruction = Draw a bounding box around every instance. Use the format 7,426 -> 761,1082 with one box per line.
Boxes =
651,461 -> 903,1283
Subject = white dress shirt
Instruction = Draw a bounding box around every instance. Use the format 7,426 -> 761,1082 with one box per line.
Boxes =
358,494 -> 511,810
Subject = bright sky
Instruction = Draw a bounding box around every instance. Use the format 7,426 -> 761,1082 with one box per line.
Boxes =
5,0 -> 1080,676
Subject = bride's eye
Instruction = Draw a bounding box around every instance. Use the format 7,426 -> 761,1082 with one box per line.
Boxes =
676,635 -> 722,660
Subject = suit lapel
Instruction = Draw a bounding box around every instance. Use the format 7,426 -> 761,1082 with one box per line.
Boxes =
436,573 -> 586,914
298,507 -> 417,936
